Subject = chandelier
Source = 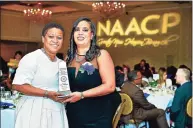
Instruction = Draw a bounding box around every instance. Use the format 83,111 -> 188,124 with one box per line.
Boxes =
92,1 -> 125,18
23,2 -> 52,23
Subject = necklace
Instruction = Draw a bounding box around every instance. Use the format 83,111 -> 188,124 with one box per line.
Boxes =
41,48 -> 57,62
76,52 -> 86,56
75,54 -> 85,63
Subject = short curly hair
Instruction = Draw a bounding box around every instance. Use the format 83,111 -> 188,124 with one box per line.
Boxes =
128,70 -> 139,82
42,22 -> 64,37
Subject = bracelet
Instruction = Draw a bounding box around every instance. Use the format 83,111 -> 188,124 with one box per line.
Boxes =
80,92 -> 84,99
44,90 -> 49,98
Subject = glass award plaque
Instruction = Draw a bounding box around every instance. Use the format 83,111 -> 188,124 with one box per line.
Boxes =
58,61 -> 71,97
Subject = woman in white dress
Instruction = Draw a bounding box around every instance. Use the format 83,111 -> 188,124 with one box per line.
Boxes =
7,23 -> 69,128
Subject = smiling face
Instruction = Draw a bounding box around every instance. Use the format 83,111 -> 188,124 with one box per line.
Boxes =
73,20 -> 93,47
42,28 -> 63,54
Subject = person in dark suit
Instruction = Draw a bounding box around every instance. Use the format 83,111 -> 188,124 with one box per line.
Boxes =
0,56 -> 9,91
170,68 -> 192,128
115,69 -> 124,87
167,66 -> 178,87
121,70 -> 168,128
134,59 -> 146,71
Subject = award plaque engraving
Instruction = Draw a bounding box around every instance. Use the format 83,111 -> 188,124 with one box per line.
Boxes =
58,61 -> 71,97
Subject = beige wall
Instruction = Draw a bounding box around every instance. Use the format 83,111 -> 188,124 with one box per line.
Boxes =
0,2 -> 192,70
97,3 -> 192,70
0,42 -> 39,61
1,10 -> 43,42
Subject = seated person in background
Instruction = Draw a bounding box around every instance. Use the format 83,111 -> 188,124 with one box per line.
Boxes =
134,59 -> 146,73
0,56 -> 9,91
115,65 -> 124,74
14,51 -> 23,61
170,68 -> 192,128
150,66 -> 157,74
157,67 -> 172,88
167,66 -> 178,87
0,56 -> 8,75
142,63 -> 153,79
115,69 -> 125,91
123,65 -> 130,81
121,70 -> 168,128
9,51 -> 23,81
179,64 -> 192,82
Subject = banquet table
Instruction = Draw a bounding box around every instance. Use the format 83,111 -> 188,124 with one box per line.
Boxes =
1,98 -> 16,128
146,93 -> 174,127
1,88 -> 174,128
1,109 -> 15,128
146,94 -> 173,110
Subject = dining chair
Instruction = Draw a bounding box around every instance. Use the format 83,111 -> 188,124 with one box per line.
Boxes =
118,93 -> 148,128
186,97 -> 192,118
185,97 -> 192,128
113,101 -> 124,128
113,93 -> 132,128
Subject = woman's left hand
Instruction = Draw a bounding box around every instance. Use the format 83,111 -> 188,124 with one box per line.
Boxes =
62,92 -> 82,103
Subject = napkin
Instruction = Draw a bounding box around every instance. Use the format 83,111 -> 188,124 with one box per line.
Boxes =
0,101 -> 15,109
144,93 -> 150,98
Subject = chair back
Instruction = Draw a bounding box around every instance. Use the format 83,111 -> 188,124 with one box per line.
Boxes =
120,93 -> 133,115
112,93 -> 133,128
186,97 -> 192,118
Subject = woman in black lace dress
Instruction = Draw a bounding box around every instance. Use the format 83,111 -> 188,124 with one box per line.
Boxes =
64,17 -> 121,128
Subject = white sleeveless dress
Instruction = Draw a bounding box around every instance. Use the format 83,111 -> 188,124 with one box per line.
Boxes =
12,49 -> 69,128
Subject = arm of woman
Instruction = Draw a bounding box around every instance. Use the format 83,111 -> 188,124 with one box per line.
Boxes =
65,49 -> 115,103
83,49 -> 115,96
12,84 -> 61,102
11,52 -> 61,102
5,75 -> 53,98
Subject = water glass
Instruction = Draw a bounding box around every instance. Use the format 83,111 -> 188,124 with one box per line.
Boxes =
0,86 -> 5,91
4,91 -> 11,100
0,86 -> 5,98
0,70 -> 2,76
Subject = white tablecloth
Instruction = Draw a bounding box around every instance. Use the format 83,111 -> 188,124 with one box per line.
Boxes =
147,94 -> 174,127
1,109 -> 15,128
147,94 -> 173,110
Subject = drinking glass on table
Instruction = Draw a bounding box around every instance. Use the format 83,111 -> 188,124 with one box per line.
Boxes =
4,91 -> 11,100
0,86 -> 5,99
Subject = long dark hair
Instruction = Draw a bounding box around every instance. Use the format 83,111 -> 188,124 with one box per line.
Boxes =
66,17 -> 101,65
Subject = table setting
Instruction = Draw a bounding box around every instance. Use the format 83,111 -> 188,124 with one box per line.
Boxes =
141,84 -> 176,127
1,87 -> 23,128
140,85 -> 175,110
